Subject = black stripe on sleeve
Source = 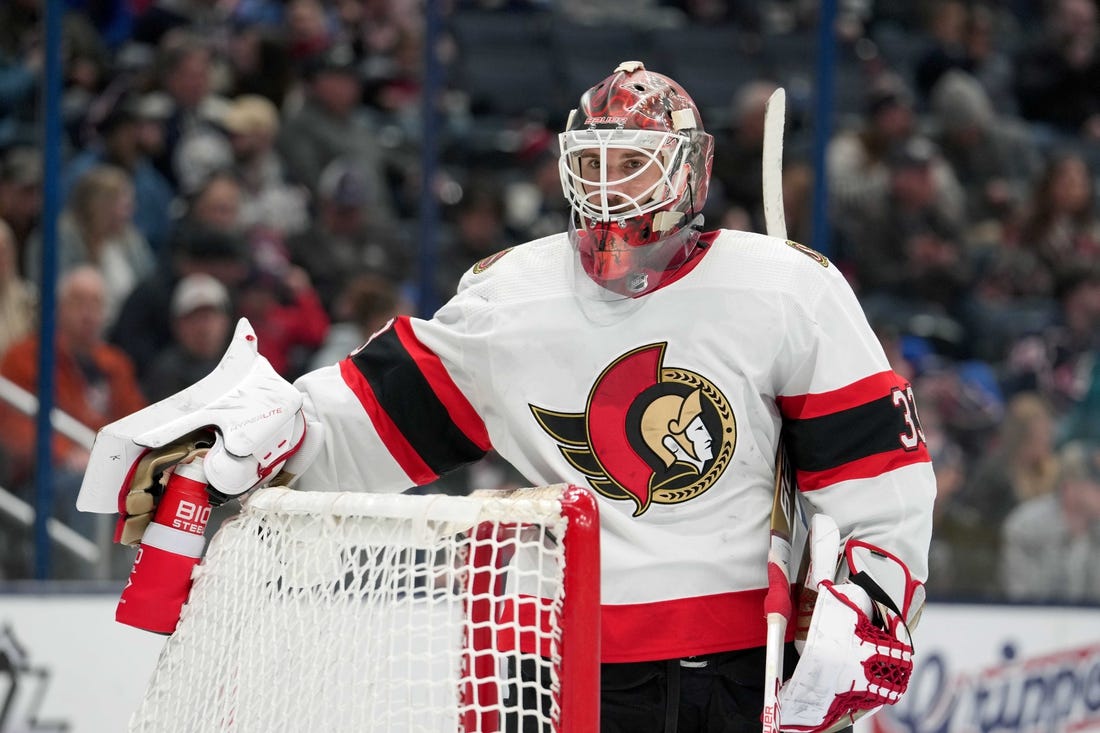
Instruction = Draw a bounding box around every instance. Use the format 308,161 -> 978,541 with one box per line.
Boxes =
784,393 -> 913,472
349,328 -> 487,475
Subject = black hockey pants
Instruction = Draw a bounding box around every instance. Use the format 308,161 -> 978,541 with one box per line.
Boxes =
507,642 -> 853,732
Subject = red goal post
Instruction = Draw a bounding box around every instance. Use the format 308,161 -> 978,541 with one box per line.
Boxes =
129,484 -> 601,732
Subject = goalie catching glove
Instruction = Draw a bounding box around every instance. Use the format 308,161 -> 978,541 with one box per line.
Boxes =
76,318 -> 324,545
777,514 -> 926,733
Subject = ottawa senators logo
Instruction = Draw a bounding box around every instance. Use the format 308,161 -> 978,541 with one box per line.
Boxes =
785,239 -> 829,267
472,247 -> 514,274
530,343 -> 735,516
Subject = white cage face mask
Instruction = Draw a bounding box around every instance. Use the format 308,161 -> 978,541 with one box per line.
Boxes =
559,129 -> 690,223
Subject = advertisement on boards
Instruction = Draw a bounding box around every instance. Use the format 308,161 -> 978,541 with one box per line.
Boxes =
865,603 -> 1100,733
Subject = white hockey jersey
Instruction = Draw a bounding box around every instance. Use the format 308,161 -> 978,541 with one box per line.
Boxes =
294,229 -> 936,664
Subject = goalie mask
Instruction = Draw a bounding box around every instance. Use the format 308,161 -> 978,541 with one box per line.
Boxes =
560,61 -> 714,297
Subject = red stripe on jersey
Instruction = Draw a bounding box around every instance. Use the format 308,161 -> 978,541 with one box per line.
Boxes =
796,444 -> 931,492
393,318 -> 492,452
777,371 -> 905,420
600,589 -> 789,662
338,358 -> 437,484
496,588 -> 791,661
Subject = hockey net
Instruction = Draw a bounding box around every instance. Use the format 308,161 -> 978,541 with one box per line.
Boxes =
129,484 -> 600,732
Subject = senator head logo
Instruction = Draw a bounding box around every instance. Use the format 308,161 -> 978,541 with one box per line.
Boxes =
530,343 -> 735,516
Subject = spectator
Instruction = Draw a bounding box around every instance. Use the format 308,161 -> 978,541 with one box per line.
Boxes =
928,69 -> 1041,236
0,217 -> 35,358
711,79 -> 778,236
109,223 -> 250,379
0,266 -> 146,531
276,44 -> 395,221
963,391 -> 1060,529
914,353 -> 1006,454
435,181 -> 517,302
65,94 -> 177,255
308,272 -> 412,370
359,21 -> 425,117
958,2 -> 1020,116
1061,356 -> 1100,445
0,146 -> 42,275
1002,264 -> 1100,413
224,95 -> 309,234
962,240 -> 1058,364
1013,0 -> 1100,141
235,263 -> 329,379
0,0 -> 108,149
826,74 -> 918,236
913,0 -> 972,102
131,0 -> 238,48
924,407 -> 999,599
839,137 -> 971,324
503,144 -> 571,244
1001,440 -> 1100,602
142,273 -> 233,401
1012,150 -> 1100,279
284,0 -> 334,63
0,4 -> 42,150
225,25 -> 294,107
910,0 -> 1020,115
157,169 -> 245,274
181,169 -> 244,235
287,157 -> 413,311
25,165 -> 156,324
149,33 -> 227,189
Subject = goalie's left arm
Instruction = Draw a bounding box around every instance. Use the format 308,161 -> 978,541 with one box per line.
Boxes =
772,248 -> 936,732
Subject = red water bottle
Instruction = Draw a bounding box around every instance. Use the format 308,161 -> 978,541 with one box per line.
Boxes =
116,459 -> 212,634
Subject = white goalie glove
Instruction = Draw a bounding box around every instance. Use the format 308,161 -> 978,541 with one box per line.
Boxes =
777,515 -> 925,733
76,318 -> 325,545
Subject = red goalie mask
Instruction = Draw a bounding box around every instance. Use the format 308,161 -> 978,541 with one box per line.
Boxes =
559,61 -> 714,296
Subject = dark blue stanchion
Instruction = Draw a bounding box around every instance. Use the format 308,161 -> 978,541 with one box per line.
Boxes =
416,0 -> 444,318
34,0 -> 65,579
810,0 -> 838,258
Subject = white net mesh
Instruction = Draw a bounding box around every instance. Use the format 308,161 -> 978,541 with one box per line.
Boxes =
130,486 -> 594,733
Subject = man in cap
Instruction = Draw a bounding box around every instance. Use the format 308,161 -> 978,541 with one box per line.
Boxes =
276,44 -> 395,223
141,273 -> 233,401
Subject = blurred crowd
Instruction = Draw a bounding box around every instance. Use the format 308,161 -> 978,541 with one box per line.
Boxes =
0,0 -> 1098,599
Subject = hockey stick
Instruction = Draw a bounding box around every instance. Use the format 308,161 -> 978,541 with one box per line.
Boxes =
762,443 -> 798,733
762,87 -> 788,242
761,85 -> 792,733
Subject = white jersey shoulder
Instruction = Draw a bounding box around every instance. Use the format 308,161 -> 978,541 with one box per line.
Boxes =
694,229 -> 843,307
448,228 -> 845,318
454,234 -> 571,299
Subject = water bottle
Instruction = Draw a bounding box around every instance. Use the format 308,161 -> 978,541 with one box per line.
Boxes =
116,458 -> 212,634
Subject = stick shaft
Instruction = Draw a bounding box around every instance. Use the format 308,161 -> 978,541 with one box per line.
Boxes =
762,87 -> 788,241
764,438 -> 797,731
763,84 -> 792,732
762,614 -> 788,733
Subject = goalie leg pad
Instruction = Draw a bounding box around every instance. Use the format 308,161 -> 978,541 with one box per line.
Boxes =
777,581 -> 913,733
